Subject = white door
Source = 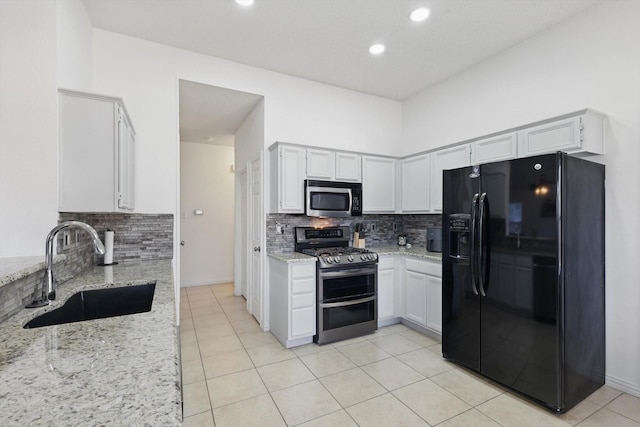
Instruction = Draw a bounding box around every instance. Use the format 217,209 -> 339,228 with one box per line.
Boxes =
248,154 -> 263,324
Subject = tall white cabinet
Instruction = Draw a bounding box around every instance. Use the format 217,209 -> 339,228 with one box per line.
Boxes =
58,89 -> 135,212
362,155 -> 397,213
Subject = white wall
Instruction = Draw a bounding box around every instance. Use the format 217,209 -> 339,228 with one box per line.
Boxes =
0,0 -> 92,257
0,1 -> 59,256
91,29 -> 402,216
403,1 -> 640,396
56,0 -> 92,91
180,142 -> 235,286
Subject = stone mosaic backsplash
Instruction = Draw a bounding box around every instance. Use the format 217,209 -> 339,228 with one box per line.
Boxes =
266,213 -> 442,253
59,213 -> 174,263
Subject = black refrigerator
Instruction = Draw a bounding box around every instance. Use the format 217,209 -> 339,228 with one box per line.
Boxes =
442,152 -> 605,413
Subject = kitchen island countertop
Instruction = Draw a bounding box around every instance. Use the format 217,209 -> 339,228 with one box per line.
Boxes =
0,260 -> 180,427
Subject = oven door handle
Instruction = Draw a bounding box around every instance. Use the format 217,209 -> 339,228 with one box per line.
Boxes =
320,295 -> 376,308
318,268 -> 377,278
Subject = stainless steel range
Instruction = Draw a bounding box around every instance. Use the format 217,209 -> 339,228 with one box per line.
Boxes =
295,227 -> 378,344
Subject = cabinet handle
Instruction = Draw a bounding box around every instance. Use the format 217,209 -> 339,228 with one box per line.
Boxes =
253,246 -> 261,252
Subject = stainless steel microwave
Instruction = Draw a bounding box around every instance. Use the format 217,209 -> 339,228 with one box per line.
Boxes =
304,180 -> 362,217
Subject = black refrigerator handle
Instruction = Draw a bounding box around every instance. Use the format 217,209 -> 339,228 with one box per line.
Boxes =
478,192 -> 488,297
470,193 -> 479,296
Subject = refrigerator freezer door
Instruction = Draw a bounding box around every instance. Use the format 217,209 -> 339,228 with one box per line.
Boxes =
442,166 -> 481,371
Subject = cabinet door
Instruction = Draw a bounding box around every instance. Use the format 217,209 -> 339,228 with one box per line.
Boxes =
472,133 -> 517,165
518,117 -> 581,157
377,257 -> 396,321
401,154 -> 430,212
426,275 -> 442,333
279,145 -> 305,212
117,106 -> 135,210
362,156 -> 397,213
335,152 -> 361,182
306,148 -> 334,180
404,270 -> 428,327
430,145 -> 471,212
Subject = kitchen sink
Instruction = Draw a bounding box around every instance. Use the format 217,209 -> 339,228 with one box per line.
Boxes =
23,282 -> 156,329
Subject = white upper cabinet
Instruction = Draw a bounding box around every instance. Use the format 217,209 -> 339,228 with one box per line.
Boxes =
306,148 -> 361,182
362,155 -> 397,213
270,143 -> 305,213
429,144 -> 471,212
517,110 -> 604,157
401,153 -> 430,212
58,89 -> 136,213
306,148 -> 335,180
471,132 -> 517,165
335,152 -> 361,182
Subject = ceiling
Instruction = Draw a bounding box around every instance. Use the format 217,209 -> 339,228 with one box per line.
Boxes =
83,0 -> 604,145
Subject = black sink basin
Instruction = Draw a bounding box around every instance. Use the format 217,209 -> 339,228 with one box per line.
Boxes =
24,282 -> 156,329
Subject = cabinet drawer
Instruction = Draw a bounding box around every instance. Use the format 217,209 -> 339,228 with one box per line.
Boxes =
291,263 -> 315,279
292,292 -> 315,310
405,258 -> 441,277
379,256 -> 395,269
291,306 -> 315,337
292,277 -> 315,294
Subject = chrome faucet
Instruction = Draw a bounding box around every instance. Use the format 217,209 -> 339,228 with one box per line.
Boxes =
26,221 -> 105,308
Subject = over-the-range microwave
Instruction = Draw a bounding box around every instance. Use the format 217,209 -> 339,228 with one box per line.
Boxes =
304,180 -> 362,218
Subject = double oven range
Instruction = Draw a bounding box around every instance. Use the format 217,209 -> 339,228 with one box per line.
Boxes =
295,227 -> 378,345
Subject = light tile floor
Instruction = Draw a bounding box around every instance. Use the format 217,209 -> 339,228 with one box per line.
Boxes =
179,283 -> 640,427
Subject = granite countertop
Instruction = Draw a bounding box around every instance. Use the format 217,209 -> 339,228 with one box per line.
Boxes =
370,245 -> 442,261
0,260 -> 180,427
0,255 -> 66,288
267,251 -> 317,263
268,247 -> 442,263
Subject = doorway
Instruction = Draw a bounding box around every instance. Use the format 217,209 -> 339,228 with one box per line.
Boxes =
177,79 -> 263,318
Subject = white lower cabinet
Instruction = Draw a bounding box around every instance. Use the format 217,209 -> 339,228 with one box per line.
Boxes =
377,256 -> 398,325
402,257 -> 442,334
269,258 -> 316,348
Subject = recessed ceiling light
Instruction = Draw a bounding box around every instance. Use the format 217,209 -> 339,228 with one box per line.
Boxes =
369,44 -> 385,55
235,0 -> 254,7
410,7 -> 430,22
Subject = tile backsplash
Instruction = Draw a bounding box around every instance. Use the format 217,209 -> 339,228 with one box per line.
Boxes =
267,214 -> 441,252
58,213 -> 174,264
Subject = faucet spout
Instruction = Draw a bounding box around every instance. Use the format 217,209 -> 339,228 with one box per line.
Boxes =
26,221 -> 105,308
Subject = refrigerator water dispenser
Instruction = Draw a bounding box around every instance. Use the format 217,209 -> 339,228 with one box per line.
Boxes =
448,214 -> 470,259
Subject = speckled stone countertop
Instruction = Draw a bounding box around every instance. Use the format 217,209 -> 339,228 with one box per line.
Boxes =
0,255 -> 66,288
369,245 -> 443,262
0,260 -> 180,427
267,251 -> 317,263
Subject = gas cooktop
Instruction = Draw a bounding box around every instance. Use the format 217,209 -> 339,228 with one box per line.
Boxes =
295,226 -> 378,268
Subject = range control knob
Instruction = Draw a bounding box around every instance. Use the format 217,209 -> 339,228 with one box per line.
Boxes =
360,254 -> 366,261
334,256 -> 341,264
325,257 -> 332,264
347,255 -> 354,262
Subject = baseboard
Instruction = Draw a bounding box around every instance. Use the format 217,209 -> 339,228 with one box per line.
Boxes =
606,374 -> 640,398
180,278 -> 234,288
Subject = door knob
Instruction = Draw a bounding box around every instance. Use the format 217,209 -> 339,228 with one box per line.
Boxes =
253,246 -> 261,252
180,241 -> 185,246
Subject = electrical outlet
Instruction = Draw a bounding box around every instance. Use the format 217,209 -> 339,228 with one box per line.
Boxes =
62,231 -> 71,248
75,230 -> 81,245
371,223 -> 376,232
393,223 -> 398,231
